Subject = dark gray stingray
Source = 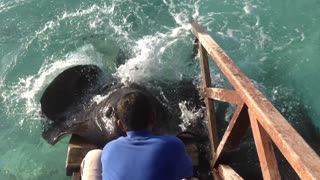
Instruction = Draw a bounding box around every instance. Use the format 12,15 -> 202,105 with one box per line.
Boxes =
40,65 -> 206,147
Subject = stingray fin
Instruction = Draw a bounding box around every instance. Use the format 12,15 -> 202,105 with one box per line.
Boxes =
40,65 -> 103,122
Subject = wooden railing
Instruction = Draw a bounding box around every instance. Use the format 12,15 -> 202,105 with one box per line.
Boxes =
191,21 -> 320,179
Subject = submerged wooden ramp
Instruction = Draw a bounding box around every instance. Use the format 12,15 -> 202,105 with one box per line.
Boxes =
192,21 -> 320,179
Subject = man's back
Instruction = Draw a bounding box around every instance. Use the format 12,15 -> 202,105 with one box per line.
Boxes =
101,130 -> 193,180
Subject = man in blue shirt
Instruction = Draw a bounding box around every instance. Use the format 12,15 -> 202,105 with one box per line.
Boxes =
101,91 -> 193,180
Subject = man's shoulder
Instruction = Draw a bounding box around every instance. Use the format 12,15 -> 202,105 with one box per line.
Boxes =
155,135 -> 185,148
102,137 -> 126,150
158,135 -> 181,142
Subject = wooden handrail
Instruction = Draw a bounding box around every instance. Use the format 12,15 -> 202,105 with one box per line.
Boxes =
192,21 -> 320,179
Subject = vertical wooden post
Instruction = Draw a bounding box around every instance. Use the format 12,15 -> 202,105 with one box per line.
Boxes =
249,110 -> 281,180
198,42 -> 219,155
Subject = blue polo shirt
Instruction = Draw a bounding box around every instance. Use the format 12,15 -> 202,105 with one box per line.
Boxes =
101,130 -> 193,180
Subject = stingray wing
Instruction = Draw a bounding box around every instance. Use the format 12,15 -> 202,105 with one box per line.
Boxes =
40,65 -> 103,144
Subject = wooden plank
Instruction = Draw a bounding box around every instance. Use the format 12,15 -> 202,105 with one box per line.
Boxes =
201,87 -> 243,105
218,164 -> 243,180
198,43 -> 219,153
249,110 -> 281,180
213,103 -> 250,167
66,135 -> 99,176
212,169 -> 222,180
72,172 -> 81,180
192,21 -> 320,179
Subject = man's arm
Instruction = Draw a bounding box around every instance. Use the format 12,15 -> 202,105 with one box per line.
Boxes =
172,137 -> 194,179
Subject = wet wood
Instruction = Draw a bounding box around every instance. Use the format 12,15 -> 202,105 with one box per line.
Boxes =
72,172 -> 81,180
213,103 -> 250,167
66,135 -> 99,176
249,110 -> 281,180
192,21 -> 320,179
211,169 -> 222,180
201,87 -> 242,105
218,164 -> 243,180
198,43 -> 219,153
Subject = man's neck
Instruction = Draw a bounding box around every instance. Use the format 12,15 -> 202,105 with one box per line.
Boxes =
126,129 -> 153,138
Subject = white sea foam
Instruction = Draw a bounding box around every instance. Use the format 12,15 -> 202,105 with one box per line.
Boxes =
257,27 -> 271,48
59,4 -> 102,21
92,95 -> 108,105
243,6 -> 251,14
178,101 -> 203,131
111,0 -> 200,84
0,52 -> 17,85
114,25 -> 191,84
273,38 -> 294,51
0,0 -> 28,13
1,45 -> 101,126
92,87 -> 120,105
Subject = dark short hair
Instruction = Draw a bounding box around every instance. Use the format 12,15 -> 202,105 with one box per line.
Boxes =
117,91 -> 153,131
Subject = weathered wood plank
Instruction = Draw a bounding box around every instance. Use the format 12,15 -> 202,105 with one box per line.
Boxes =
213,103 -> 249,167
66,135 -> 99,176
201,87 -> 242,105
198,43 -> 219,153
218,164 -> 243,180
72,172 -> 81,180
212,169 -> 222,180
249,110 -> 281,180
192,21 -> 320,179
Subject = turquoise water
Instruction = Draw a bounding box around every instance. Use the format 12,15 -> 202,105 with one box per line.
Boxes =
0,0 -> 319,179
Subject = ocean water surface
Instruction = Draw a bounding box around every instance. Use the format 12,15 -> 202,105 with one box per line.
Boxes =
0,0 -> 319,179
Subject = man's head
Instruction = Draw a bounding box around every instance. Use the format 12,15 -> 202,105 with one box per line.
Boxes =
116,91 -> 154,132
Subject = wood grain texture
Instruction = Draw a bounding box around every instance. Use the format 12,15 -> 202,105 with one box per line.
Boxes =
202,87 -> 243,105
66,135 -> 99,176
213,103 -> 250,167
199,43 -> 219,153
192,21 -> 320,179
218,164 -> 243,180
249,109 -> 281,180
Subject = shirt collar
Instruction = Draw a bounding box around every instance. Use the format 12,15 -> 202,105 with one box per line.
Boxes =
126,129 -> 153,138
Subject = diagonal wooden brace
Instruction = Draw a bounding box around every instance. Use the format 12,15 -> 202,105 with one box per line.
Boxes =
213,103 -> 250,167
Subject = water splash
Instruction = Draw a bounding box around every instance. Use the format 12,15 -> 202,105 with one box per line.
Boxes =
1,45 -> 102,126
114,26 -> 191,84
178,101 -> 203,131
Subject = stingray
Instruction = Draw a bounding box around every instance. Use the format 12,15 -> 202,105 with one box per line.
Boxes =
40,65 -> 206,147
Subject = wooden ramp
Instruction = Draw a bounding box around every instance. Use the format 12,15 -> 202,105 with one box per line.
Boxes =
66,134 -> 204,180
66,135 -> 98,178
192,21 -> 320,179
